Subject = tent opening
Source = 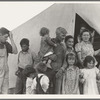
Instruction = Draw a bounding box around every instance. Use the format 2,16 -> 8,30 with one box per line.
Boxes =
74,13 -> 94,45
74,13 -> 100,67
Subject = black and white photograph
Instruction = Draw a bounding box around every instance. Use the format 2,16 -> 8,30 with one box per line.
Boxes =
0,1 -> 100,97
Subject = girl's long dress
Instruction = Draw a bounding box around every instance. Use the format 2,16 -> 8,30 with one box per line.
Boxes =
62,67 -> 80,94
81,67 -> 99,95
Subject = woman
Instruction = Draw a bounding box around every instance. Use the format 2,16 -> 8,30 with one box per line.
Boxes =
65,35 -> 75,55
56,35 -> 75,78
75,29 -> 100,68
75,29 -> 100,94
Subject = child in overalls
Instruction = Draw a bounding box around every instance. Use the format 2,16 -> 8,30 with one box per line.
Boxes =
0,27 -> 18,94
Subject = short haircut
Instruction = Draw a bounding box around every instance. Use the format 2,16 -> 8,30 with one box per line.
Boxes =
56,27 -> 67,35
79,29 -> 92,42
0,27 -> 10,36
20,38 -> 29,46
40,27 -> 49,36
36,62 -> 47,73
83,56 -> 95,67
64,35 -> 74,43
66,52 -> 76,66
22,65 -> 36,77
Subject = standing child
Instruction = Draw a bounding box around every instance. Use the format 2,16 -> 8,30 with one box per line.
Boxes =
62,52 -> 80,94
38,27 -> 57,60
15,38 -> 37,94
80,56 -> 100,95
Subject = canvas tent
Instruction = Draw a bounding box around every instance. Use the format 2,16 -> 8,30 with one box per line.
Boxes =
8,3 -> 100,88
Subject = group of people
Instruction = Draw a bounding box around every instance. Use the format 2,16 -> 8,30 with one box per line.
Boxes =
0,26 -> 100,95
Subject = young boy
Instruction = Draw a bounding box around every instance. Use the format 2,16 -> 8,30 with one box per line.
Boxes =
33,62 -> 50,94
15,38 -> 37,94
23,66 -> 37,94
0,27 -> 18,94
25,62 -> 49,94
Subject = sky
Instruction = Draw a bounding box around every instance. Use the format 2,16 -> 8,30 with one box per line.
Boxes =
0,2 -> 54,30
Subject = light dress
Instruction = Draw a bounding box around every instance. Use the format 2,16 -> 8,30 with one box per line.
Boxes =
75,41 -> 97,65
81,67 -> 99,95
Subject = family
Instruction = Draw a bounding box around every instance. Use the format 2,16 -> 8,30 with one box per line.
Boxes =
0,26 -> 100,95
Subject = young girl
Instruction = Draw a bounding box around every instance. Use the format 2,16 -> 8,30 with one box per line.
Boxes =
38,27 -> 57,60
80,56 -> 100,95
62,52 -> 80,94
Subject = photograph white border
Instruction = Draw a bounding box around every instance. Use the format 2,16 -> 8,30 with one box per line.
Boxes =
0,1 -> 100,99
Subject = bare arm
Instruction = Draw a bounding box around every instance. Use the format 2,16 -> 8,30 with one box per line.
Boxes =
45,36 -> 56,47
9,32 -> 18,54
94,49 -> 100,56
77,52 -> 84,68
91,30 -> 95,44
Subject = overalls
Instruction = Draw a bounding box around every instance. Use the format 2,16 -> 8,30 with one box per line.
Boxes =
0,46 -> 9,94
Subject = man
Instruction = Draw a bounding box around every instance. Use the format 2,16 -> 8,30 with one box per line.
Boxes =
0,27 -> 18,94
49,27 -> 67,94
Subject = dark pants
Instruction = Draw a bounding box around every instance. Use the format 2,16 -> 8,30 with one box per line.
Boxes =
46,70 -> 62,94
15,67 -> 26,94
79,80 -> 83,94
44,68 -> 55,94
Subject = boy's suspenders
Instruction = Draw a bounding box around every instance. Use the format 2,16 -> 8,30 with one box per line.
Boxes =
36,75 -> 46,94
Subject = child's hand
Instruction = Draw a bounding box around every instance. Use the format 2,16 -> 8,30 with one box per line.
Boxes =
56,69 -> 63,78
79,73 -> 84,79
80,78 -> 85,84
54,44 -> 57,47
97,72 -> 100,80
42,56 -> 49,61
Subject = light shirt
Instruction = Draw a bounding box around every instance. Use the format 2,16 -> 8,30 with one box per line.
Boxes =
18,49 -> 36,69
26,74 -> 49,94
